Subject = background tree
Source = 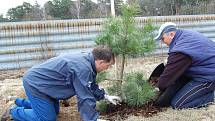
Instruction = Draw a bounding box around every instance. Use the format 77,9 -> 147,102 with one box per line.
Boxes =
44,0 -> 97,19
97,0 -> 111,17
4,0 -> 215,21
73,0 -> 97,19
114,0 -> 124,15
7,2 -> 34,21
126,0 -> 213,16
74,0 -> 81,19
44,0 -> 73,19
25,1 -> 44,21
0,15 -> 9,22
6,2 -> 44,21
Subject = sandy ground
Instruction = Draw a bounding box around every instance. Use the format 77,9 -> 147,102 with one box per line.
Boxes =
125,104 -> 215,121
0,55 -> 215,121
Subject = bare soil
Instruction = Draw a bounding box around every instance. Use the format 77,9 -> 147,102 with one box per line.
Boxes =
99,102 -> 164,121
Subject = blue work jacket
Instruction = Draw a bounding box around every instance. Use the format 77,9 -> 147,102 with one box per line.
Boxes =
23,52 -> 105,100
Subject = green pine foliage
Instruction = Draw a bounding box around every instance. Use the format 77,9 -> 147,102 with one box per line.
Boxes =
107,81 -> 122,96
96,71 -> 108,83
122,72 -> 156,107
96,100 -> 108,113
95,4 -> 156,79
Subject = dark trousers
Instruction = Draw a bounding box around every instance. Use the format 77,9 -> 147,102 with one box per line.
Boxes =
171,80 -> 215,109
154,75 -> 189,107
155,76 -> 215,109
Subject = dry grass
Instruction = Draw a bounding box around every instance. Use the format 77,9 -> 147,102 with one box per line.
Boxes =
125,104 -> 215,121
0,55 -> 214,121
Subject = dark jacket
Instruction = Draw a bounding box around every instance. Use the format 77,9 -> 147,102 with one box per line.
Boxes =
169,29 -> 215,82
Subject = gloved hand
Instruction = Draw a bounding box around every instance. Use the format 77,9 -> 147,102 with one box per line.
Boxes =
154,87 -> 160,91
149,77 -> 159,87
104,94 -> 122,105
97,119 -> 108,121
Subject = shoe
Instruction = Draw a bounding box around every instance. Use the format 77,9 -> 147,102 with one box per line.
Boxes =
7,96 -> 17,101
1,101 -> 16,121
213,90 -> 215,100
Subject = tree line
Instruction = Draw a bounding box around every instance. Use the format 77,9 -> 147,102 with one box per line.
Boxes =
0,0 -> 215,22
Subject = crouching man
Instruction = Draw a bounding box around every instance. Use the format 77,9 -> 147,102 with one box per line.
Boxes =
154,22 -> 215,109
1,45 -> 121,121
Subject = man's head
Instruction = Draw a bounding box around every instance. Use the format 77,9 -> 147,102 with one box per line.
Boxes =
154,22 -> 177,46
92,45 -> 115,73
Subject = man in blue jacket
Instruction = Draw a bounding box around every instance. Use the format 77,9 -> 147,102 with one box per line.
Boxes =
154,22 -> 215,109
1,45 -> 121,121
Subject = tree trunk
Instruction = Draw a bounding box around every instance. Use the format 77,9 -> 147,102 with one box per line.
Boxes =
75,0 -> 80,19
114,54 -> 125,97
120,54 -> 125,79
175,0 -> 182,15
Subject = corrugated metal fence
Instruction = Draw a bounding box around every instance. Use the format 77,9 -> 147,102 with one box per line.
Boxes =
1,14 -> 215,71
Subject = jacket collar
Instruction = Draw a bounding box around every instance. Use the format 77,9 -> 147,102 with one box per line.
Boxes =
169,29 -> 183,50
89,52 -> 97,75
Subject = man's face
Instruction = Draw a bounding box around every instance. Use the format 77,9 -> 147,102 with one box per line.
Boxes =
95,60 -> 114,73
161,32 -> 175,46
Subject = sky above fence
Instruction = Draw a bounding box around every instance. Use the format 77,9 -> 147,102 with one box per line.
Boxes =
0,0 -> 47,17
0,0 -> 98,17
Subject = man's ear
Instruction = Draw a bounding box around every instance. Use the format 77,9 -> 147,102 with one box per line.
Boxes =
97,60 -> 104,65
170,32 -> 176,38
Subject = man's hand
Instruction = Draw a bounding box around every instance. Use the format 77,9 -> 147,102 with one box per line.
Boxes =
154,87 -> 160,92
97,119 -> 108,121
149,77 -> 159,87
104,94 -> 122,105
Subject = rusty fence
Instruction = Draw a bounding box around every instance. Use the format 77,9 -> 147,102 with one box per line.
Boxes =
0,14 -> 215,72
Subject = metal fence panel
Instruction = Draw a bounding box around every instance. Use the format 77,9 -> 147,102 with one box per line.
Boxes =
1,15 -> 215,70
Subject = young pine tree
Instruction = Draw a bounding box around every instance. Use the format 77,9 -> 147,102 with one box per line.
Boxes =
95,4 -> 156,96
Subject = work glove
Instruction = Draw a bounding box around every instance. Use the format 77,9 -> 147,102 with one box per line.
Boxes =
149,77 -> 159,87
153,87 -> 161,101
154,87 -> 160,92
97,119 -> 108,121
104,94 -> 122,105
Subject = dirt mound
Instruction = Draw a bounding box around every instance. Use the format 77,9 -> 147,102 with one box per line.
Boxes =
100,102 -> 164,121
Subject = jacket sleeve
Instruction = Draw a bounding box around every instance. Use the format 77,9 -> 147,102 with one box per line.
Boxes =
74,66 -> 105,101
90,81 -> 105,100
71,68 -> 100,121
158,52 -> 192,91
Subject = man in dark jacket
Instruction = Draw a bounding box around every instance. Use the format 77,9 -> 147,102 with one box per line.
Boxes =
154,22 -> 215,109
1,45 -> 121,121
